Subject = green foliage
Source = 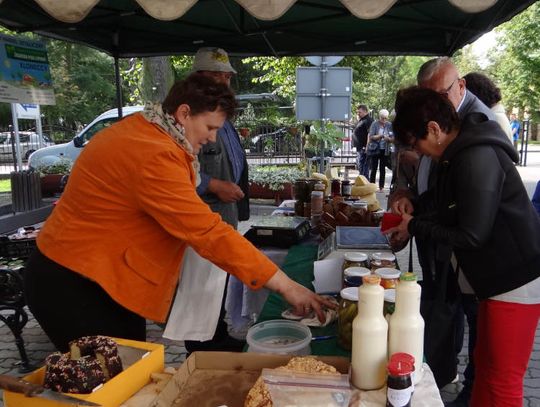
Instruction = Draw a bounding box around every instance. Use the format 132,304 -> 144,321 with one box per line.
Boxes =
307,122 -> 343,149
248,165 -> 304,191
0,179 -> 11,193
36,158 -> 73,175
489,3 -> 540,116
235,103 -> 256,128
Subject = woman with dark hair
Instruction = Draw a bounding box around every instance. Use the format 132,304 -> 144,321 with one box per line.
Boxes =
386,86 -> 540,407
463,72 -> 512,143
24,73 -> 333,352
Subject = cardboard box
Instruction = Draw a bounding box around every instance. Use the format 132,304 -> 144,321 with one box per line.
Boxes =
153,351 -> 350,407
3,338 -> 164,407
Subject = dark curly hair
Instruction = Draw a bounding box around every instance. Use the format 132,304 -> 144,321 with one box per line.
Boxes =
162,73 -> 237,119
393,86 -> 460,147
463,72 -> 501,108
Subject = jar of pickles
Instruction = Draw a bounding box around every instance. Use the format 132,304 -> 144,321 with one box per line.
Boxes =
370,252 -> 397,271
338,287 -> 358,350
342,252 -> 369,272
384,288 -> 396,319
343,266 -> 371,288
375,268 -> 401,289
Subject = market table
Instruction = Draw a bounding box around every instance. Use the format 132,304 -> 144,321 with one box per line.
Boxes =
253,241 -> 445,406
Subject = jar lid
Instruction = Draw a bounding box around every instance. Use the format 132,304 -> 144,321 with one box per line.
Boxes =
400,272 -> 417,282
352,201 -> 368,209
340,287 -> 359,301
371,252 -> 396,262
344,252 -> 368,262
390,352 -> 415,369
383,288 -> 396,303
311,191 -> 324,197
375,268 -> 401,279
344,266 -> 371,278
387,359 -> 414,376
362,275 -> 381,286
314,182 -> 326,191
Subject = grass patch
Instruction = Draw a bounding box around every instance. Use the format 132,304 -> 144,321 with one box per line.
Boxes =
0,179 -> 11,193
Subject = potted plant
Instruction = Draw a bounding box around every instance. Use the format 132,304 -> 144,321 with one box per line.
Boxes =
36,157 -> 73,196
304,121 -> 344,158
248,165 -> 304,205
235,103 -> 256,138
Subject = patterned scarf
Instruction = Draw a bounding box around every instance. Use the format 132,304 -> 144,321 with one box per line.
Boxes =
142,102 -> 200,186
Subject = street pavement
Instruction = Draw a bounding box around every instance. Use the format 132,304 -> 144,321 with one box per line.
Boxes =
0,153 -> 538,406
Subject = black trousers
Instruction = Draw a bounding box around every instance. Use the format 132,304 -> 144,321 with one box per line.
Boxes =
24,248 -> 146,352
369,149 -> 388,189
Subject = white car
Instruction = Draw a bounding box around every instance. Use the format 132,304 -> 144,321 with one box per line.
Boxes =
28,105 -> 144,169
0,131 -> 55,162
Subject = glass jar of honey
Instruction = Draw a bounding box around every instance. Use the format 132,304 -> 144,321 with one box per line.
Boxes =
342,252 -> 369,271
375,267 -> 401,289
370,252 -> 396,271
337,287 -> 358,350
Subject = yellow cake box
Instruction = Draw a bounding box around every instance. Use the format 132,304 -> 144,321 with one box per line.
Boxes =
3,338 -> 164,407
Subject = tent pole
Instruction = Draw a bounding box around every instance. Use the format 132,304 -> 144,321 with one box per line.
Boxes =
114,56 -> 123,118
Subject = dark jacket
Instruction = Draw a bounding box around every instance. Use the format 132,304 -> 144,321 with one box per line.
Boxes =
198,121 -> 250,228
352,115 -> 373,150
409,113 -> 540,300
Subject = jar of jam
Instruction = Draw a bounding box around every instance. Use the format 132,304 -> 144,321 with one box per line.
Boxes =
341,180 -> 352,197
386,355 -> 413,407
331,179 -> 341,197
293,178 -> 309,202
370,252 -> 397,271
337,287 -> 358,350
383,288 -> 396,319
343,266 -> 371,288
375,268 -> 401,289
342,252 -> 369,272
390,352 -> 416,393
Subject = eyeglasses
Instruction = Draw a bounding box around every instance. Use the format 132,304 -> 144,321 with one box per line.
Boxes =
438,77 -> 459,97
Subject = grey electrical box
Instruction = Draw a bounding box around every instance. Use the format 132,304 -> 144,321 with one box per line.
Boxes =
296,67 -> 352,121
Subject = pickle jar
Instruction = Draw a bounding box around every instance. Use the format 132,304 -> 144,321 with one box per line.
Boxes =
370,252 -> 397,271
383,288 -> 396,319
343,266 -> 371,288
337,287 -> 359,350
342,252 -> 369,272
375,268 -> 401,289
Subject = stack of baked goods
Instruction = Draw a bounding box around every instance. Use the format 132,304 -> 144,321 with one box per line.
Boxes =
43,335 -> 123,394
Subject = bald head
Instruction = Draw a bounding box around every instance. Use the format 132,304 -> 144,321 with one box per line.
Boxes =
417,57 -> 466,110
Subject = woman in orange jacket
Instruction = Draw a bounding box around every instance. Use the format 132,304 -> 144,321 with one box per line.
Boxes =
24,74 -> 333,352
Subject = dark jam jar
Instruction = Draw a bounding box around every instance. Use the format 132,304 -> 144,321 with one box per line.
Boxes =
386,356 -> 413,407
341,180 -> 352,197
331,179 -> 342,197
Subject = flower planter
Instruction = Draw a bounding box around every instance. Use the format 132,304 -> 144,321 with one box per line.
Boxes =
238,127 -> 251,138
40,174 -> 66,197
249,182 -> 293,205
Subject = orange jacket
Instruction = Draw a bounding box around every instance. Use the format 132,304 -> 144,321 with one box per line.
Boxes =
37,113 -> 277,322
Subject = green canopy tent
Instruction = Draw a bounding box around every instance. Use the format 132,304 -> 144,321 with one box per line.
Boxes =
0,0 -> 535,112
0,0 -> 535,57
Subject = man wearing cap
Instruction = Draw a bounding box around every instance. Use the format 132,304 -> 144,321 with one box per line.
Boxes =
179,47 -> 249,353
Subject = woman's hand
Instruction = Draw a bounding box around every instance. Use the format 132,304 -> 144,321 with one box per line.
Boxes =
383,213 -> 413,243
391,197 -> 414,216
264,269 -> 337,323
371,134 -> 382,141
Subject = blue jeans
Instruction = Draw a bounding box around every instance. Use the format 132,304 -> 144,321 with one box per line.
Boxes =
356,149 -> 370,178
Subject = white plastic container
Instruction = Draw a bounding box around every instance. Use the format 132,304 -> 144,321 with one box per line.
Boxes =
351,275 -> 388,390
246,319 -> 312,355
388,272 -> 425,384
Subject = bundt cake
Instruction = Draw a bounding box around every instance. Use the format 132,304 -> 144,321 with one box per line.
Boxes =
44,335 -> 123,394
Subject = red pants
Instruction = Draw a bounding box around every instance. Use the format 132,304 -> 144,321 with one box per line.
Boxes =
471,299 -> 540,407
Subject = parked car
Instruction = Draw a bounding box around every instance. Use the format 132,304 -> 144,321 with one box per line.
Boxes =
28,105 -> 144,169
0,131 -> 55,162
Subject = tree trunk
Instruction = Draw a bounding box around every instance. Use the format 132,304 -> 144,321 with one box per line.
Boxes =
141,57 -> 175,102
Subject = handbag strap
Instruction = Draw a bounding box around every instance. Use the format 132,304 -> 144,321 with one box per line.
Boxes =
408,237 -> 414,273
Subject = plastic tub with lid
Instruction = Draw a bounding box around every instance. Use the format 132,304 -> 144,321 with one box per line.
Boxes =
246,319 -> 312,355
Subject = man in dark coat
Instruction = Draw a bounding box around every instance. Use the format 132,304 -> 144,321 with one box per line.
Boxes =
352,104 -> 373,177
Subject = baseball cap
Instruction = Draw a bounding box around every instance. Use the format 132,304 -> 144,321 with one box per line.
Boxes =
192,47 -> 237,74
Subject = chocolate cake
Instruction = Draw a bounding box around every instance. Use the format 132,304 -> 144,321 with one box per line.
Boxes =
44,336 -> 123,394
